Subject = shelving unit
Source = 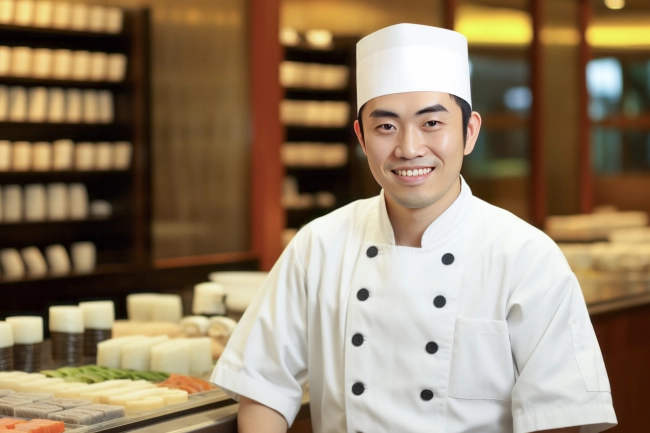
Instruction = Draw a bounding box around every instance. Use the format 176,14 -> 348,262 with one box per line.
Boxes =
0,9 -> 151,282
280,37 -> 358,232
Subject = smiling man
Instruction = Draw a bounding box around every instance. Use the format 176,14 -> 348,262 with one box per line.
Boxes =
212,24 -> 617,433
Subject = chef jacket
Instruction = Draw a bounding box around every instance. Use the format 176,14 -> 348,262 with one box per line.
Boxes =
211,176 -> 617,433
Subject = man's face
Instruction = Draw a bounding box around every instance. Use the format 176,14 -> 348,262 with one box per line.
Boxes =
354,91 -> 478,210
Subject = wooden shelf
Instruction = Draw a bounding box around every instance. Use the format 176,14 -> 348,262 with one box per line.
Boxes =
285,126 -> 351,142
0,24 -> 129,52
0,262 -> 142,286
285,46 -> 349,64
284,88 -> 349,101
0,123 -> 132,141
0,76 -> 129,89
593,115 -> 650,130
285,165 -> 347,171
0,170 -> 131,183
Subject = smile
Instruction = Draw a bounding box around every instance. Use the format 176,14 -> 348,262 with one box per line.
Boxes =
391,168 -> 434,177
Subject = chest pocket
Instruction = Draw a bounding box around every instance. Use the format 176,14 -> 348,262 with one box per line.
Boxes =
448,318 -> 515,401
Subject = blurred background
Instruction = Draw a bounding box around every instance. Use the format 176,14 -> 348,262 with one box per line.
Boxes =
0,0 -> 649,431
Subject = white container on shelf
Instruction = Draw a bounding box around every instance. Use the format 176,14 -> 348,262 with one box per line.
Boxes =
113,142 -> 132,170
0,185 -> 3,222
0,46 -> 11,75
0,249 -> 26,280
0,0 -> 14,24
70,50 -> 90,80
21,246 -> 48,277
33,1 -> 53,27
89,199 -> 112,219
8,86 -> 27,121
47,87 -> 65,123
45,244 -> 71,275
6,316 -> 43,344
10,47 -> 32,77
150,294 -> 183,323
69,2 -> 88,31
52,49 -> 72,79
3,185 -> 22,222
14,0 -> 35,26
27,87 -> 48,122
106,53 -> 126,81
51,1 -> 70,29
24,183 -> 47,221
89,52 -> 107,81
78,301 -> 114,330
88,5 -> 106,32
68,182 -> 88,220
70,241 -> 95,273
97,90 -> 113,123
74,142 -> 94,170
47,182 -> 68,220
0,140 -> 10,171
95,142 -> 113,170
65,88 -> 82,123
82,89 -> 99,123
52,139 -> 73,170
32,141 -> 51,171
0,85 -> 7,120
32,48 -> 53,78
105,7 -> 123,34
49,306 -> 84,333
208,271 -> 269,316
11,141 -> 31,171
126,293 -> 158,321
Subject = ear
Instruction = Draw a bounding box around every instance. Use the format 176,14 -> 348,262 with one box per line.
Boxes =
354,120 -> 368,156
463,111 -> 482,156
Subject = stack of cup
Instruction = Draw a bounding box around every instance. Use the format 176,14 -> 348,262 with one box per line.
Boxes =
49,306 -> 84,367
0,321 -> 13,371
78,301 -> 114,357
5,316 -> 43,372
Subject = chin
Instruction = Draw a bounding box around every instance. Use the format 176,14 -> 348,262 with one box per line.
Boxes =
388,191 -> 440,209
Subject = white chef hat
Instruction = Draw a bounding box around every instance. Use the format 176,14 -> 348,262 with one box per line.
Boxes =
356,23 -> 472,114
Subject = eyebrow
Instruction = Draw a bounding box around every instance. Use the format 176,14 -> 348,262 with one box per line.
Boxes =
368,104 -> 449,119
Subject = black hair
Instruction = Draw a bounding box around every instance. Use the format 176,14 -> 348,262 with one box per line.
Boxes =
357,94 -> 472,144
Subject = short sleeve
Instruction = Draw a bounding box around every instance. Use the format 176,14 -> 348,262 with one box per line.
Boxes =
210,236 -> 308,427
507,262 -> 617,433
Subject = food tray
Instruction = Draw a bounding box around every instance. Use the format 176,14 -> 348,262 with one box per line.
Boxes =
0,415 -> 87,432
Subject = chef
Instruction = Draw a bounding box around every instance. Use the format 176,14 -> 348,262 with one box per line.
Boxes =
211,23 -> 617,433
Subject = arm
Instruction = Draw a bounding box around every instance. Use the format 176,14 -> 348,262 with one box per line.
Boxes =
238,397 -> 287,433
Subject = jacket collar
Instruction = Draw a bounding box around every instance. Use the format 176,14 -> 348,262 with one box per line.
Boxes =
370,175 -> 474,250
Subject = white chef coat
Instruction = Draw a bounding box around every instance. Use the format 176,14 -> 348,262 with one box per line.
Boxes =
211,176 -> 617,433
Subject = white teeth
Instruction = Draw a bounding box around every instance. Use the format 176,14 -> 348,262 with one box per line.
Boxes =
395,168 -> 433,177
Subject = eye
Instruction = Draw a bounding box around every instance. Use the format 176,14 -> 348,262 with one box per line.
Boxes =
377,124 -> 396,131
424,120 -> 439,127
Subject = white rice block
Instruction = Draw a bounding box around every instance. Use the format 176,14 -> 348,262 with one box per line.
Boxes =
0,373 -> 46,390
49,383 -> 89,398
18,377 -> 65,393
97,335 -> 146,368
162,390 -> 188,406
108,387 -> 169,407
69,379 -> 133,400
83,381 -> 154,404
125,395 -> 164,411
150,340 -> 190,375
187,337 -> 213,375
120,335 -> 168,371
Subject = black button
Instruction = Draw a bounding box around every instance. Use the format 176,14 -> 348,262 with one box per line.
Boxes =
442,253 -> 455,265
357,288 -> 370,301
352,333 -> 364,347
425,342 -> 439,354
433,296 -> 446,308
352,382 -> 365,395
421,389 -> 434,401
366,246 -> 378,258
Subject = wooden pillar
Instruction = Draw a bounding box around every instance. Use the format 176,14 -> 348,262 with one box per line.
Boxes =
578,0 -> 593,213
530,0 -> 546,227
250,0 -> 285,270
444,0 -> 458,30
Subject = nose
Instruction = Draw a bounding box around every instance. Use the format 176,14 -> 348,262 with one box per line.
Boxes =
394,125 -> 426,159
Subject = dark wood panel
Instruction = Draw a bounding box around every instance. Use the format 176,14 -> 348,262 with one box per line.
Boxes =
284,88 -> 349,101
0,23 -> 129,52
593,174 -> 650,216
0,76 -> 129,90
0,123 -> 132,141
0,170 -> 131,184
285,126 -> 350,143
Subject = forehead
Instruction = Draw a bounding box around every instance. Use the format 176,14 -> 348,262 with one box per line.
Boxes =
363,91 -> 458,117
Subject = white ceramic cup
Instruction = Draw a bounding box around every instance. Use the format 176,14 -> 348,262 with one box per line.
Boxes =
27,87 -> 48,122
52,49 -> 72,79
74,142 -> 94,170
97,90 -> 113,123
0,249 -> 26,280
47,183 -> 68,220
68,183 -> 88,220
51,1 -> 70,28
52,139 -> 73,170
3,185 -> 23,222
47,87 -> 65,123
106,53 -> 126,81
70,50 -> 90,80
89,199 -> 112,218
32,48 -> 52,78
21,246 -> 48,277
14,0 -> 35,26
0,186 -> 4,223
88,5 -> 105,32
45,244 -> 71,275
69,3 -> 88,31
24,183 -> 47,221
0,46 -> 11,75
10,47 -> 32,77
32,142 -> 52,171
11,141 -> 31,171
8,87 -> 27,121
89,52 -> 107,81
0,86 -> 7,121
95,142 -> 113,170
65,88 -> 82,123
113,142 -> 132,170
0,140 -> 11,171
71,241 -> 95,273
82,90 -> 98,123
0,0 -> 14,24
33,1 -> 53,27
105,7 -> 123,33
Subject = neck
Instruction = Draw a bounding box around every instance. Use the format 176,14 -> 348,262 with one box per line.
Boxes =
385,177 -> 462,248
